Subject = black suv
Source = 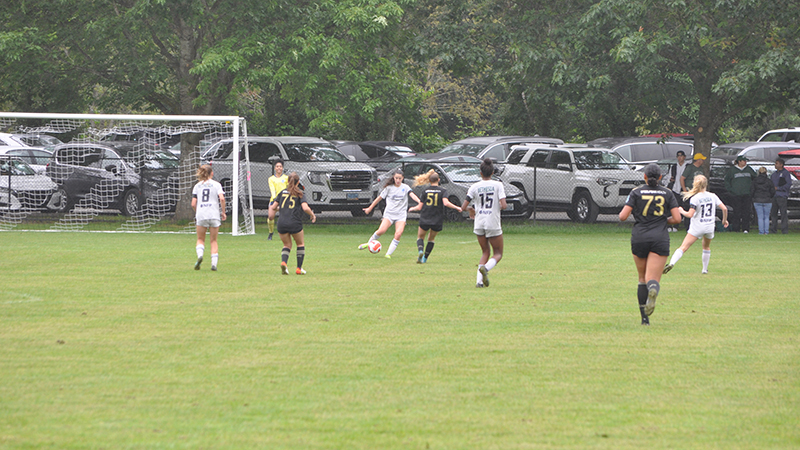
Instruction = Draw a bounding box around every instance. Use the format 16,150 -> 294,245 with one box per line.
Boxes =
46,143 -> 180,215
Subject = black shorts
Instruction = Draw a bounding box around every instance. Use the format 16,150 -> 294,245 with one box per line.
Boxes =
277,225 -> 303,235
631,240 -> 670,258
419,222 -> 443,232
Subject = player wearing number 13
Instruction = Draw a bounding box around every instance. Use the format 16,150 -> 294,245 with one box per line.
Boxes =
269,172 -> 317,275
619,164 -> 681,324
462,159 -> 507,288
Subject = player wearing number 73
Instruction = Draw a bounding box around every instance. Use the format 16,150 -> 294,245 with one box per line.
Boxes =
663,174 -> 728,275
462,158 -> 506,288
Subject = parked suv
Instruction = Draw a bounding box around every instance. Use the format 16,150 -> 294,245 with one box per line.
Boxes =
46,143 -> 180,215
757,127 -> 800,143
500,144 -> 643,223
201,136 -> 378,216
586,137 -> 694,170
437,135 -> 564,162
710,141 -> 800,165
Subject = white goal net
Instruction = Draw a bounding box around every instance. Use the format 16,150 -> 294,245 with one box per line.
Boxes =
0,112 -> 254,235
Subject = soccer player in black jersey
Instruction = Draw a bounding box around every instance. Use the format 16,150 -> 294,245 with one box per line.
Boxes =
268,172 -> 316,275
408,170 -> 462,263
619,164 -> 681,325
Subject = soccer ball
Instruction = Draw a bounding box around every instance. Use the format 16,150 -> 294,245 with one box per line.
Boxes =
368,240 -> 382,254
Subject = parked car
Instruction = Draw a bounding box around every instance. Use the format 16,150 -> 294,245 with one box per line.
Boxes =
0,133 -> 29,147
709,141 -> 800,165
0,146 -> 53,174
585,137 -> 694,170
777,149 -> 800,179
361,141 -> 417,155
46,143 -> 181,215
757,127 -> 800,143
376,155 -> 530,221
436,135 -> 564,163
99,128 -> 183,155
500,144 -> 642,223
201,136 -> 378,216
333,141 -> 415,171
10,134 -> 64,150
0,157 -> 60,211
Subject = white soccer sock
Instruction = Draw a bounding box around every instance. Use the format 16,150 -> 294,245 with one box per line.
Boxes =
386,239 -> 400,256
477,267 -> 484,284
702,249 -> 710,272
485,258 -> 497,271
196,245 -> 204,259
669,249 -> 683,266
211,253 -> 219,267
370,233 -> 380,242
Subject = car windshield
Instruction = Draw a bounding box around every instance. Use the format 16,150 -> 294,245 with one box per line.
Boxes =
441,164 -> 484,183
385,145 -> 414,153
711,146 -> 743,157
143,150 -> 180,169
573,150 -> 630,170
438,143 -> 486,156
285,143 -> 348,162
0,159 -> 36,176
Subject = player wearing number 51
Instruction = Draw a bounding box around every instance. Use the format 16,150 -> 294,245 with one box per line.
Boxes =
192,164 -> 227,271
462,158 -> 506,288
663,174 -> 728,275
268,172 -> 317,275
408,169 -> 462,263
619,164 -> 681,324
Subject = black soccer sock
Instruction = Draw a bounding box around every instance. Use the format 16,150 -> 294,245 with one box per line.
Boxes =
637,283 -> 648,319
296,246 -> 305,269
425,241 -> 435,258
281,247 -> 290,264
417,238 -> 424,252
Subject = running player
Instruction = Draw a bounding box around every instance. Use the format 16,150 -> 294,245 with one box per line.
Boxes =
619,163 -> 681,324
192,164 -> 227,271
408,169 -> 462,263
663,174 -> 728,275
462,158 -> 506,288
359,169 -> 421,259
267,159 -> 288,241
268,172 -> 317,274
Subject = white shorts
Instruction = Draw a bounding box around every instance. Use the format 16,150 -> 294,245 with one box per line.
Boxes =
197,218 -> 221,228
474,227 -> 503,238
688,225 -> 714,240
382,212 -> 407,224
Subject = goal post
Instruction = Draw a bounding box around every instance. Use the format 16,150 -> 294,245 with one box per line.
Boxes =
0,112 -> 254,235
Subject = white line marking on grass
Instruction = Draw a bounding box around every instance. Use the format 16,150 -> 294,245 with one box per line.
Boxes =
3,292 -> 44,304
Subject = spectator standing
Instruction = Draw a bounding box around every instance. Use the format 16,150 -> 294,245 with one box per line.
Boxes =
751,166 -> 775,235
770,158 -> 793,234
680,153 -> 706,230
724,155 -> 756,233
667,150 -> 689,232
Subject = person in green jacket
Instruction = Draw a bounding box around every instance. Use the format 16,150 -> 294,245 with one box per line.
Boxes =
724,155 -> 756,233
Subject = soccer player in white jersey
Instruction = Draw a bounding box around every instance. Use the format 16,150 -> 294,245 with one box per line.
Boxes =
191,164 -> 226,271
462,158 -> 506,288
359,169 -> 421,258
663,174 -> 728,275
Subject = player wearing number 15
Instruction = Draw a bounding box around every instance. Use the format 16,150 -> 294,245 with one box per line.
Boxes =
192,164 -> 227,271
462,159 -> 507,288
269,172 -> 317,275
619,164 -> 681,324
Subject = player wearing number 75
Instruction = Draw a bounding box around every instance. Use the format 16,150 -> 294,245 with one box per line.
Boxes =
462,158 -> 506,288
663,174 -> 728,276
619,163 -> 681,324
269,172 -> 317,275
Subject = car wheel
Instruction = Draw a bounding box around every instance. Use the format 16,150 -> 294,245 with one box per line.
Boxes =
121,190 -> 142,216
445,196 -> 465,222
54,187 -> 73,213
571,191 -> 599,223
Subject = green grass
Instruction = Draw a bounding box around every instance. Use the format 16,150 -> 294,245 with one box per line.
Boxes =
1,223 -> 798,449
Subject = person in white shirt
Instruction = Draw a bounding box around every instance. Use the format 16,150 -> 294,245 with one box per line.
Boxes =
462,158 -> 506,288
358,169 -> 421,258
191,164 -> 226,271
667,150 -> 689,232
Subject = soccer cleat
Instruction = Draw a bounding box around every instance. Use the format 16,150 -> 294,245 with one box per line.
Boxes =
211,265 -> 217,271
281,262 -> 289,275
663,263 -> 674,274
702,270 -> 708,274
417,250 -> 424,264
194,256 -> 203,270
268,233 -> 273,241
476,283 -> 484,288
358,243 -> 369,250
641,316 -> 650,325
421,256 -> 427,264
385,254 -> 391,259
645,287 -> 658,316
479,266 -> 490,287
296,268 -> 306,275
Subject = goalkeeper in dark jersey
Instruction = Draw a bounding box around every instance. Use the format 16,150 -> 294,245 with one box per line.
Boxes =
408,169 -> 462,263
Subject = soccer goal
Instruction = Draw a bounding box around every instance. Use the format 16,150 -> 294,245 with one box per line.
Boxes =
0,112 -> 254,235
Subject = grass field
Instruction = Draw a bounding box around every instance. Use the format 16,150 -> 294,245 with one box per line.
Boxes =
1,222 -> 798,449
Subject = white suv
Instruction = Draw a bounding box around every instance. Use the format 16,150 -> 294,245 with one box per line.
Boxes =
757,127 -> 800,143
500,144 -> 643,223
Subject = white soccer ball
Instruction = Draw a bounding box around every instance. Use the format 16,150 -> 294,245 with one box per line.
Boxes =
368,240 -> 382,254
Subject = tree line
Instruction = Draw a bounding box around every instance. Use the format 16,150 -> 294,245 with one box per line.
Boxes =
2,0 -> 799,157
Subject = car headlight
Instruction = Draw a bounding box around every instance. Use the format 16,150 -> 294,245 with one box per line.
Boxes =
307,171 -> 327,185
596,177 -> 619,186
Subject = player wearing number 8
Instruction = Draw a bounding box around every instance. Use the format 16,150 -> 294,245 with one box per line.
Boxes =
462,159 -> 507,288
663,174 -> 728,275
192,164 -> 227,271
619,163 -> 681,324
269,172 -> 317,275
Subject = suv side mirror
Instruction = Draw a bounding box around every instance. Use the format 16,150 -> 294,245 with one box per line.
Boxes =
105,165 -> 118,174
557,163 -> 572,171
